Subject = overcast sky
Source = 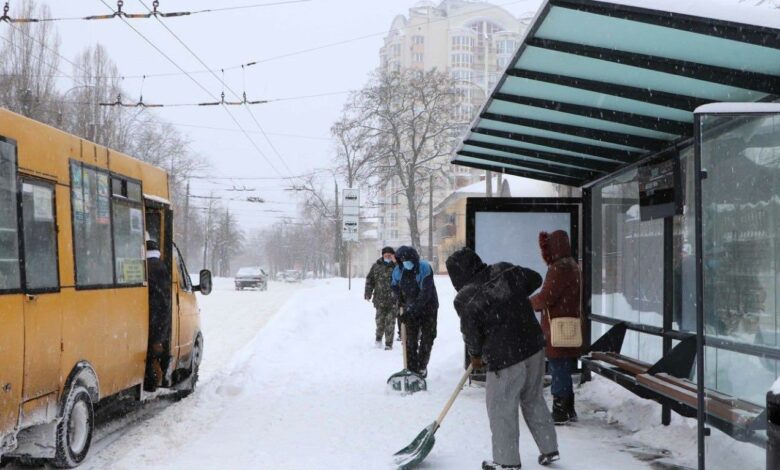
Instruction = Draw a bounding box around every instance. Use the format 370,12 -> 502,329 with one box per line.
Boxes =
33,0 -> 544,231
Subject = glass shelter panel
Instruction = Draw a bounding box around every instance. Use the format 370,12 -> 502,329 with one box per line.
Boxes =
591,169 -> 664,330
474,211 -> 572,294
700,112 -> 780,468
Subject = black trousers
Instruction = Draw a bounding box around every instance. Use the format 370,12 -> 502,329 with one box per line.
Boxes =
405,309 -> 437,373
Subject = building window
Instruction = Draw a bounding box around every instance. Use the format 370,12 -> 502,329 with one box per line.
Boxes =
390,229 -> 399,240
413,35 -> 424,45
451,53 -> 473,68
452,36 -> 475,50
20,180 -> 58,291
71,161 -> 114,287
497,56 -> 511,69
413,53 -> 424,63
451,70 -> 472,83
391,43 -> 401,57
496,39 -> 516,55
0,139 -> 20,292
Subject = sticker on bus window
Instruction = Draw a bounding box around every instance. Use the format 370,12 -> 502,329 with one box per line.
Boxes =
33,186 -> 53,221
121,258 -> 145,284
97,173 -> 110,225
130,208 -> 143,233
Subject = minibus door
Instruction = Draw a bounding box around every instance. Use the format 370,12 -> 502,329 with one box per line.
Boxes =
144,202 -> 178,367
19,179 -> 61,405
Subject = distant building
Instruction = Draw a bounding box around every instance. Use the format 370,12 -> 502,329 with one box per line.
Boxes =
377,0 -> 529,254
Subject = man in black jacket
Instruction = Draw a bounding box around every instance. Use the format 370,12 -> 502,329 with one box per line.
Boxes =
446,247 -> 559,469
145,239 -> 171,391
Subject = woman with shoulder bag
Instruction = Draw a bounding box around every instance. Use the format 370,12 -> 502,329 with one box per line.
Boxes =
530,230 -> 582,425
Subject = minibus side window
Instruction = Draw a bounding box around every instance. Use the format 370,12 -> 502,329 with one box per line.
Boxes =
20,181 -> 58,291
71,162 -> 113,287
174,245 -> 192,292
112,177 -> 145,285
0,140 -> 20,291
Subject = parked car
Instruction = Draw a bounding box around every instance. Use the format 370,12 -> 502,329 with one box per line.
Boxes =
235,267 -> 268,291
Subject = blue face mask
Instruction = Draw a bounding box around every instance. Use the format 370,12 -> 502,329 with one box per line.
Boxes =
403,261 -> 414,270
383,259 -> 392,264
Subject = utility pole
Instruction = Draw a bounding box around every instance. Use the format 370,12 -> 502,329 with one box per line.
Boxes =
183,179 -> 190,263
202,200 -> 213,271
428,174 -> 434,261
222,208 -> 230,276
334,180 -> 341,277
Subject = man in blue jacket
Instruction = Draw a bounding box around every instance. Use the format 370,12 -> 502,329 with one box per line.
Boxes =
391,245 -> 439,378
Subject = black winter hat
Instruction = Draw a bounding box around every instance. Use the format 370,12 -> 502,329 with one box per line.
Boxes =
381,246 -> 395,255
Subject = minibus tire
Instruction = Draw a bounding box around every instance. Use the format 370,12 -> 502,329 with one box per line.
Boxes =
52,386 -> 94,468
176,336 -> 202,399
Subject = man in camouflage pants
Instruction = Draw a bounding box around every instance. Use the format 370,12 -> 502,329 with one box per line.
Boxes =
365,246 -> 398,350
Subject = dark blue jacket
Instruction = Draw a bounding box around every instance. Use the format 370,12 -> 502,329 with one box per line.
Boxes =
391,246 -> 438,319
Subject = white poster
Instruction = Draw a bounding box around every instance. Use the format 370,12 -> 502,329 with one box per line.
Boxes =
32,185 -> 53,222
130,208 -> 143,233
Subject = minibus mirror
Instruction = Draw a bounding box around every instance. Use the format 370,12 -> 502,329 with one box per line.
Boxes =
196,270 -> 213,295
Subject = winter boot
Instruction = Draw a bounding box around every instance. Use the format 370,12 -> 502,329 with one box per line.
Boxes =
567,394 -> 578,422
482,461 -> 521,469
385,344 -> 393,350
538,451 -> 560,466
375,339 -> 382,348
552,396 -> 570,425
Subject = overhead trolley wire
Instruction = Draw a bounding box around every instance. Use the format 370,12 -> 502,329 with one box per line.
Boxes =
98,0 -> 283,177
138,0 -> 294,176
1,0 -> 527,81
0,0 -> 310,23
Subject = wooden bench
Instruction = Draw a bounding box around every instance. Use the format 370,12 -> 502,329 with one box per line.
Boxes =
636,372 -> 765,431
589,352 -> 652,376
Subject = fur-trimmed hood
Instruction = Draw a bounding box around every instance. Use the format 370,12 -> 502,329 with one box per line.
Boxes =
539,230 -> 572,265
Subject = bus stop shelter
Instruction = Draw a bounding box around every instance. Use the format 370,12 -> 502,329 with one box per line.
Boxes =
452,1 -> 780,468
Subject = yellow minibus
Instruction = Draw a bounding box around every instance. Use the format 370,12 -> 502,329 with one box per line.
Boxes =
0,108 -> 212,467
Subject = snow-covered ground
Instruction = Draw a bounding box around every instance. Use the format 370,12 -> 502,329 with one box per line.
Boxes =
18,275 -> 764,469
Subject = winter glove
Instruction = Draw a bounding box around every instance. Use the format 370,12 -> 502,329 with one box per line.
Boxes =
364,293 -> 371,301
470,356 -> 484,370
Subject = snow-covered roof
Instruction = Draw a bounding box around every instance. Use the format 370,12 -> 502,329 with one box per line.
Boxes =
695,102 -> 780,114
455,175 -> 557,197
608,0 -> 780,30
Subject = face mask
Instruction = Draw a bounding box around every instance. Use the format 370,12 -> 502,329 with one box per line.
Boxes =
383,259 -> 392,264
403,261 -> 414,270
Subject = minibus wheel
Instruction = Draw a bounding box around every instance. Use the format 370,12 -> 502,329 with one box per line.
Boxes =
176,336 -> 202,399
52,385 -> 94,468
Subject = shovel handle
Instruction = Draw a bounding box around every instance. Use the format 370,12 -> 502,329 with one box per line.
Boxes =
435,364 -> 473,429
400,309 -> 408,370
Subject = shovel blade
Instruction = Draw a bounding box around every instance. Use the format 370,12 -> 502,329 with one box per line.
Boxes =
387,369 -> 427,394
393,422 -> 437,469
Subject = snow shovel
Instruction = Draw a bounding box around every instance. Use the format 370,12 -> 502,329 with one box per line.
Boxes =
387,311 -> 426,394
393,364 -> 473,469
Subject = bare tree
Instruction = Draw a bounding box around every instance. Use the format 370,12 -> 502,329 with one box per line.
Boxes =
0,0 -> 60,123
355,68 -> 460,249
331,100 -> 380,190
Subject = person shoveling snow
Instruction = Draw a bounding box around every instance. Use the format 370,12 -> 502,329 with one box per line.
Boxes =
446,247 -> 560,469
391,246 -> 439,379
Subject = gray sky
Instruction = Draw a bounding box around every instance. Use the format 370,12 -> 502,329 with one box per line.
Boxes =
41,0 -> 543,231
